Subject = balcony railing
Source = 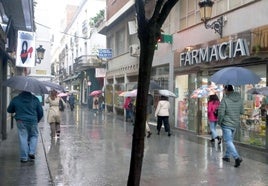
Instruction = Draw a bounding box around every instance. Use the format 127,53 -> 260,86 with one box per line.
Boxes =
74,55 -> 106,71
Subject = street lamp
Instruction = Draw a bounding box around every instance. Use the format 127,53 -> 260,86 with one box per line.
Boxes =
198,0 -> 224,38
36,45 -> 46,64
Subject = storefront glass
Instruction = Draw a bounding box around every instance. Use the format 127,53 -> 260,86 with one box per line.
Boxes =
175,73 -> 197,132
105,84 -> 113,112
237,65 -> 266,148
175,65 -> 267,148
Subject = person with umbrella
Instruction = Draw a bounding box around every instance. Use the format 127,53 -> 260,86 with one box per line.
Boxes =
92,95 -> 99,116
207,94 -> 221,144
218,85 -> 244,168
155,95 -> 171,136
46,90 -> 66,138
7,91 -> 44,163
124,97 -> 134,122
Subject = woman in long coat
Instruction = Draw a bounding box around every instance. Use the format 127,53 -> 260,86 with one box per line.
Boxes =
46,90 -> 66,138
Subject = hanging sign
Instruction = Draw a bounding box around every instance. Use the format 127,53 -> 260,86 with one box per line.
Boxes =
16,30 -> 35,67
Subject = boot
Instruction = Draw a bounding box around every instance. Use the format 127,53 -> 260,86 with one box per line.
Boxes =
234,158 -> 243,168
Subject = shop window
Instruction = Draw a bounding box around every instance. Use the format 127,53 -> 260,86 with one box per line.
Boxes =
238,65 -> 266,148
114,84 -> 124,108
175,74 -> 198,132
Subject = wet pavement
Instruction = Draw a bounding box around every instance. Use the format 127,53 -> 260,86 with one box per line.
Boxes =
1,105 -> 268,186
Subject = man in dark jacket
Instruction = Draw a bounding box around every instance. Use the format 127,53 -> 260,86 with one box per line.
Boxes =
7,91 -> 43,163
218,85 -> 244,167
68,93 -> 75,111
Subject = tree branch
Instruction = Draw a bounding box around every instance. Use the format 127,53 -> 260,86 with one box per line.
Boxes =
158,0 -> 179,26
151,0 -> 164,21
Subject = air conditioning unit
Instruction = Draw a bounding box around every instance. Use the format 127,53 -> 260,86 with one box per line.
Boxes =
129,44 -> 140,57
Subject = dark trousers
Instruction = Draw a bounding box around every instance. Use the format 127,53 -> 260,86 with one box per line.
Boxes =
157,116 -> 170,133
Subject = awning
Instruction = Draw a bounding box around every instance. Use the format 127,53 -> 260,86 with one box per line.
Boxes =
63,73 -> 81,82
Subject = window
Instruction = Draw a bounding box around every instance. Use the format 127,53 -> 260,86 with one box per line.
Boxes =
115,28 -> 125,56
179,0 -> 256,31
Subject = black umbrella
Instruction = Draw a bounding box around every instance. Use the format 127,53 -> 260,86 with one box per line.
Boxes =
2,76 -> 49,94
132,80 -> 162,90
41,81 -> 65,92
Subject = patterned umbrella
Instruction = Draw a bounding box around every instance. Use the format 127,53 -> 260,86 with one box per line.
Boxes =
191,84 -> 223,98
119,89 -> 137,97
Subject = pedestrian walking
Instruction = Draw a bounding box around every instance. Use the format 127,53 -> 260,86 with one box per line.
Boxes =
124,97 -> 134,122
7,91 -> 43,163
155,95 -> 171,136
46,90 -> 66,138
68,93 -> 75,111
98,94 -> 105,112
146,94 -> 153,138
93,95 -> 99,115
218,85 -> 244,167
207,94 -> 221,144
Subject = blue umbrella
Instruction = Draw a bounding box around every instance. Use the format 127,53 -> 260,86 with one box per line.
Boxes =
210,67 -> 261,86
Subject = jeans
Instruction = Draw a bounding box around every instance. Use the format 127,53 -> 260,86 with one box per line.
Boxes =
16,120 -> 39,161
126,109 -> 134,122
221,125 -> 240,159
209,121 -> 217,139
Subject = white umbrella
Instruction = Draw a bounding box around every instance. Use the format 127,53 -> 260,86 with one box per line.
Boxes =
158,89 -> 177,97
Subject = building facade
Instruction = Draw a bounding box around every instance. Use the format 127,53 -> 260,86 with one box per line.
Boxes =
0,0 -> 35,141
99,0 -> 268,150
99,0 -> 174,122
51,0 -> 106,107
172,0 -> 268,150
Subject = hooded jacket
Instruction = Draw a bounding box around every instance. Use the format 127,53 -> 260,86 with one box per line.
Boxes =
218,91 -> 244,129
7,91 -> 43,123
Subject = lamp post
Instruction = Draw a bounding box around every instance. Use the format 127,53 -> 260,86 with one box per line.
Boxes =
36,45 -> 46,64
198,0 -> 224,38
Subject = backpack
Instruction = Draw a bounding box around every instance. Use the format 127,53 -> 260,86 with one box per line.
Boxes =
59,99 -> 64,111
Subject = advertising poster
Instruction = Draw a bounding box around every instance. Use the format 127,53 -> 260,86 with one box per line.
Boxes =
16,30 -> 35,67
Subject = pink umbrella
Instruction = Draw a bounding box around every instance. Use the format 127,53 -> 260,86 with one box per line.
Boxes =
90,90 -> 102,96
58,92 -> 69,97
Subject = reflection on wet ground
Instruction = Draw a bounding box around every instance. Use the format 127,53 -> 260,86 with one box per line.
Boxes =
41,106 -> 268,185
0,105 -> 268,185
